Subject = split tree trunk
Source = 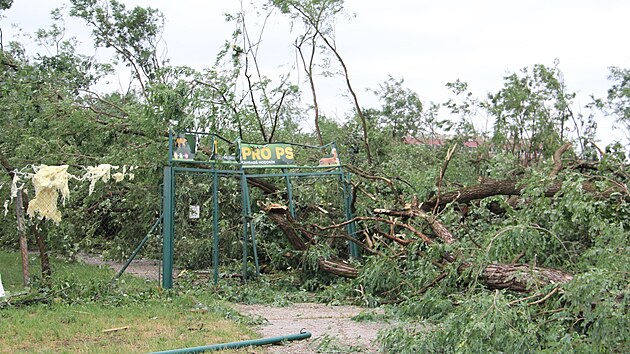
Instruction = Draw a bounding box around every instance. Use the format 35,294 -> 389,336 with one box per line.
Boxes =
261,203 -> 359,278
263,205 -> 308,251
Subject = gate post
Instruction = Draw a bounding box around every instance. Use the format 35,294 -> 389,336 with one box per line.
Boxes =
162,166 -> 175,289
239,172 -> 249,281
343,172 -> 360,259
212,170 -> 220,284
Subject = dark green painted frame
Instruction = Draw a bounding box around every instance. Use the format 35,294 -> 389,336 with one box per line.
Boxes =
161,131 -> 359,289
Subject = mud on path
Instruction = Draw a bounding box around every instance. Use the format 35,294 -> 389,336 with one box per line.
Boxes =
78,254 -> 387,353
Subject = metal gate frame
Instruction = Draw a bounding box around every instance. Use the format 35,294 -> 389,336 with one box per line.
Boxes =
162,131 -> 358,289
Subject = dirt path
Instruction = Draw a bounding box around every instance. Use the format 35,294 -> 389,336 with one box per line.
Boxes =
78,254 -> 387,353
78,253 -> 167,281
236,303 -> 385,353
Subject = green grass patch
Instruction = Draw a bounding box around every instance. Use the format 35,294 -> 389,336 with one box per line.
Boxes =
0,300 -> 258,353
0,250 -> 153,304
0,250 -> 261,353
0,251 -> 38,294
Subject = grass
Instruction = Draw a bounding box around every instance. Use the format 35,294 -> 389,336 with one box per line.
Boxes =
1,301 -> 258,353
0,251 -> 38,294
0,250 -> 262,353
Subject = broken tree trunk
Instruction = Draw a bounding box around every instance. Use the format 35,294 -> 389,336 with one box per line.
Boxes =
422,152 -> 625,212
422,179 -> 522,211
253,177 -> 577,291
262,200 -> 576,289
420,177 -> 621,212
260,203 -> 360,278
318,259 -> 358,278
421,142 -> 612,212
247,142 -> 593,294
261,203 -> 309,251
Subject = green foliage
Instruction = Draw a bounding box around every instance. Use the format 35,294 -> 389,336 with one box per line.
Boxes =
312,334 -> 366,353
358,256 -> 401,297
204,273 -> 316,306
444,79 -> 484,137
0,2 -> 170,256
381,291 -> 542,353
371,76 -> 423,140
597,66 -> 630,143
381,282 -> 628,353
0,0 -> 12,11
488,61 -> 587,163
70,0 -> 165,83
562,270 -> 629,351
270,0 -> 345,31
375,160 -> 630,353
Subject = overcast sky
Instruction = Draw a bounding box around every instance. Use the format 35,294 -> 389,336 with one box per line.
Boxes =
3,0 -> 630,145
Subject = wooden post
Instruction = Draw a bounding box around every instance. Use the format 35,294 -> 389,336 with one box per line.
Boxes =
15,189 -> 30,286
21,191 -> 51,279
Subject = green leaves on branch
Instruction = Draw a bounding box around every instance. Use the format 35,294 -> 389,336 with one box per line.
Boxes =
489,62 -> 580,162
70,0 -> 166,93
600,66 -> 630,138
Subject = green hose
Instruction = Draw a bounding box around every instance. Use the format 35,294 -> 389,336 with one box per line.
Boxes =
149,330 -> 311,353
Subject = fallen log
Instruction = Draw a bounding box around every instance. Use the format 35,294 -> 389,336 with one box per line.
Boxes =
263,202 -> 575,292
318,259 -> 358,278
421,179 -> 527,211
251,172 -> 578,293
481,263 -> 573,293
420,177 -> 622,212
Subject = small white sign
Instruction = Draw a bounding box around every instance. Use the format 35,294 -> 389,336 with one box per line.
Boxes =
189,205 -> 200,219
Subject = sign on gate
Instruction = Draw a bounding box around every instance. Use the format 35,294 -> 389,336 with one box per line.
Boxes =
172,132 -> 341,168
239,143 -> 296,168
173,134 -> 196,161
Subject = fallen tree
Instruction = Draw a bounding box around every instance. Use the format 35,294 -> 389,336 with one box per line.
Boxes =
259,198 -> 575,293
250,143 -> 627,295
421,143 -> 627,212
